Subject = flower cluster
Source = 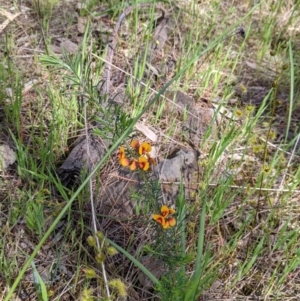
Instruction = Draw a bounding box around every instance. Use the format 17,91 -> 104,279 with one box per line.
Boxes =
118,140 -> 155,171
152,205 -> 176,229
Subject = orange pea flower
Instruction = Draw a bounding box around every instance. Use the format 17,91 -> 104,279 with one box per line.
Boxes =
139,142 -> 152,155
161,205 -> 176,217
152,205 -> 176,229
118,146 -> 126,160
152,214 -> 166,228
130,140 -> 140,150
165,216 -> 176,228
118,141 -> 155,171
118,146 -> 130,166
129,159 -> 138,171
138,156 -> 150,171
120,157 -> 130,167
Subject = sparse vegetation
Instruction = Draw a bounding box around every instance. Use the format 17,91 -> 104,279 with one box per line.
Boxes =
1,0 -> 300,300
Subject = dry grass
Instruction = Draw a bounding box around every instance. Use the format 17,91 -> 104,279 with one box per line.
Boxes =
1,0 -> 300,300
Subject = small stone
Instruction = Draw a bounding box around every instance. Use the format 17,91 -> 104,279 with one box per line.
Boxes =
0,144 -> 16,171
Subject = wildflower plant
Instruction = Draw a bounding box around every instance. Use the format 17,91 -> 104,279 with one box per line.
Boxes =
82,233 -> 125,299
7,1 -> 300,300
152,205 -> 176,229
118,140 -> 156,171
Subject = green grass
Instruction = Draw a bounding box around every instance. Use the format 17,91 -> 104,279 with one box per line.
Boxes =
1,0 -> 300,300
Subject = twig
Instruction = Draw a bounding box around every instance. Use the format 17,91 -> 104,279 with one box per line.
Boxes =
208,183 -> 300,193
83,97 -> 110,298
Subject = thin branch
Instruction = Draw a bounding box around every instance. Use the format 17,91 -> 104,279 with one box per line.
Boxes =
83,96 -> 110,298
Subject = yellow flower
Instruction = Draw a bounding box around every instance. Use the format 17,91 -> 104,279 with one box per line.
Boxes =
130,140 -> 140,149
118,146 -> 126,160
118,141 -> 155,171
139,142 -> 152,155
161,205 -> 176,217
152,205 -> 176,229
120,157 -> 130,167
129,159 -> 138,170
152,214 -> 166,228
118,146 -> 130,167
165,216 -> 176,228
138,156 -> 150,171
